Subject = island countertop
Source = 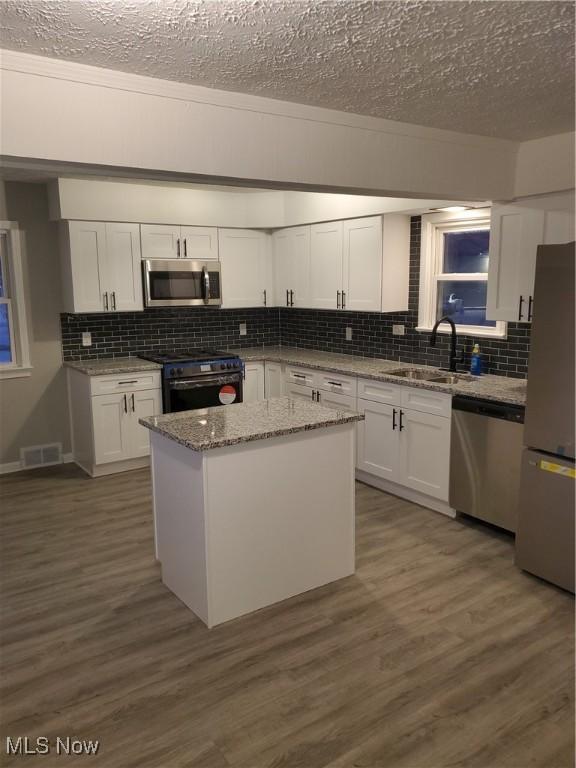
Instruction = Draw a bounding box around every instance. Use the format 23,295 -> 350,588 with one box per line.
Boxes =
140,396 -> 364,451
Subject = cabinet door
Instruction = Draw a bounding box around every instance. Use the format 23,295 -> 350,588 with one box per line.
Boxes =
316,390 -> 356,411
243,362 -> 265,402
180,226 -> 218,260
140,224 -> 180,259
356,399 -> 399,480
309,221 -> 343,309
219,229 -> 268,308
264,362 -> 284,398
104,223 -> 143,311
342,217 -> 382,312
486,204 -> 545,322
273,229 -> 294,307
67,221 -> 107,313
285,382 -> 315,402
399,409 -> 451,501
291,226 -> 311,308
92,393 -> 130,464
543,210 -> 575,246
129,388 -> 162,458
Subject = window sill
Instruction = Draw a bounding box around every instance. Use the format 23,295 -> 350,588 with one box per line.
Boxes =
416,326 -> 507,340
0,366 -> 33,380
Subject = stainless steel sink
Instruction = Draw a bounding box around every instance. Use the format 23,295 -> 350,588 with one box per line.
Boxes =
385,369 -> 437,380
428,374 -> 470,384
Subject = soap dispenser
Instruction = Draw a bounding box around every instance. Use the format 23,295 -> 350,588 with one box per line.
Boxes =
470,343 -> 483,376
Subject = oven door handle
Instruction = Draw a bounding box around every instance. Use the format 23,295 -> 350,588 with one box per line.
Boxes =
168,375 -> 241,390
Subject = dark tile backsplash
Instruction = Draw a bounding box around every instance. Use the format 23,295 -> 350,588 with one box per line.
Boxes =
61,307 -> 280,360
61,217 -> 530,378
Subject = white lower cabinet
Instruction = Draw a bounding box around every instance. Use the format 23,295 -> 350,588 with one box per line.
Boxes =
285,382 -> 314,401
68,369 -> 162,477
398,408 -> 451,500
356,400 -> 399,481
315,389 -> 356,411
243,362 -> 265,402
356,380 -> 452,506
264,362 -> 284,398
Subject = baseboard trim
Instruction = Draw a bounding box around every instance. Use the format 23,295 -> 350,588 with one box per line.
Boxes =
76,456 -> 150,478
0,452 -> 74,476
355,469 -> 457,518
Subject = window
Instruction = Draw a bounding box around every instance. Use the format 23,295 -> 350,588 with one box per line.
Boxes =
0,225 -> 31,378
418,210 -> 506,338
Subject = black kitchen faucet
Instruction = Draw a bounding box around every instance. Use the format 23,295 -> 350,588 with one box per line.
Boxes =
430,316 -> 460,372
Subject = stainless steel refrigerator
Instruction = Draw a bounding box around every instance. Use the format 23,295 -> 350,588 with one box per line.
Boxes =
515,242 -> 575,592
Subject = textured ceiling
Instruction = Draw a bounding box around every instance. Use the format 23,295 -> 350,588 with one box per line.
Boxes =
0,0 -> 574,140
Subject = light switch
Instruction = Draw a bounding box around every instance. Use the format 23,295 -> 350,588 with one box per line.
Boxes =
392,324 -> 405,336
345,327 -> 353,341
82,332 -> 92,347
239,322 -> 247,336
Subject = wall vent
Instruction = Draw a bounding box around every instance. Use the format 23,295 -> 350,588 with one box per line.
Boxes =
20,443 -> 63,469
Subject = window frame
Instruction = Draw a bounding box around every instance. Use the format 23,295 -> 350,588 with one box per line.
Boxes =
417,209 -> 506,339
0,223 -> 32,379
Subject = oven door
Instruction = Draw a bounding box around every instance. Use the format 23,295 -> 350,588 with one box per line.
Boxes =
165,374 -> 243,413
143,259 -> 221,307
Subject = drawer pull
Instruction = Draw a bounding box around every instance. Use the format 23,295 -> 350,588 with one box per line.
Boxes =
326,381 -> 342,387
118,380 -> 139,385
293,373 -> 306,379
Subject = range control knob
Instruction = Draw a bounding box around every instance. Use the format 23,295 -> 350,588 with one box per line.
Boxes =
227,363 -> 232,369
220,364 -> 226,370
177,367 -> 184,375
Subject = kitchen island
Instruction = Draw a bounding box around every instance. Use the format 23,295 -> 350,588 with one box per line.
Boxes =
140,397 -> 363,628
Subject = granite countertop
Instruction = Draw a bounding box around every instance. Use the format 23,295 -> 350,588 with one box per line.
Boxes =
140,396 -> 364,451
64,358 -> 162,376
232,346 -> 528,406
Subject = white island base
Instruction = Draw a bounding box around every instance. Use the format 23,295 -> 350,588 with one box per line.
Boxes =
150,423 -> 356,628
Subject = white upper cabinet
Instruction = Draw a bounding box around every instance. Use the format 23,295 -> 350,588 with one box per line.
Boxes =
218,229 -> 270,309
180,226 -> 219,260
487,196 -> 575,323
64,221 -> 106,313
342,217 -> 383,312
309,221 -> 344,310
273,226 -> 311,308
61,221 -> 143,313
104,223 -> 143,311
140,224 -> 218,260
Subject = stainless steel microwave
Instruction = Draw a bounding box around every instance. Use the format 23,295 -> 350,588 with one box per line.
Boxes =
142,259 -> 222,307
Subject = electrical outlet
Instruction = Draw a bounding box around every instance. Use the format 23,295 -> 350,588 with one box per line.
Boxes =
81,332 -> 92,347
239,322 -> 247,337
345,327 -> 353,341
392,324 -> 405,336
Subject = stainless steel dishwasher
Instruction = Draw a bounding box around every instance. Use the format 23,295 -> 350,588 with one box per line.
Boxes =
450,396 -> 525,532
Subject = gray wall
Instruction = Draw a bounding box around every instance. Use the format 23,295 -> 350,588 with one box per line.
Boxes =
0,182 -> 71,465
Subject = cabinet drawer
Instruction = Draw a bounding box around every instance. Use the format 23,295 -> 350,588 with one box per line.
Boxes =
317,370 -> 357,397
357,378 -> 402,405
90,371 -> 161,396
400,386 -> 451,418
285,365 -> 316,388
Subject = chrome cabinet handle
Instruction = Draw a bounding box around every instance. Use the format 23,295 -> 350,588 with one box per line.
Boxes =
183,238 -> 187,257
337,291 -> 341,309
176,238 -> 181,257
123,394 -> 128,413
103,292 -> 109,311
342,291 -> 346,309
131,393 -> 135,412
518,295 -> 524,321
528,295 -> 533,321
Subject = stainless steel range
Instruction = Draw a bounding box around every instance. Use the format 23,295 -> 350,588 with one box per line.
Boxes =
139,349 -> 243,413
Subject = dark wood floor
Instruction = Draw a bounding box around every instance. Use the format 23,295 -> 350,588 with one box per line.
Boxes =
0,464 -> 573,768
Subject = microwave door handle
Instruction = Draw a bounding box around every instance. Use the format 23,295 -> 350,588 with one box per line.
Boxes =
202,267 -> 210,303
